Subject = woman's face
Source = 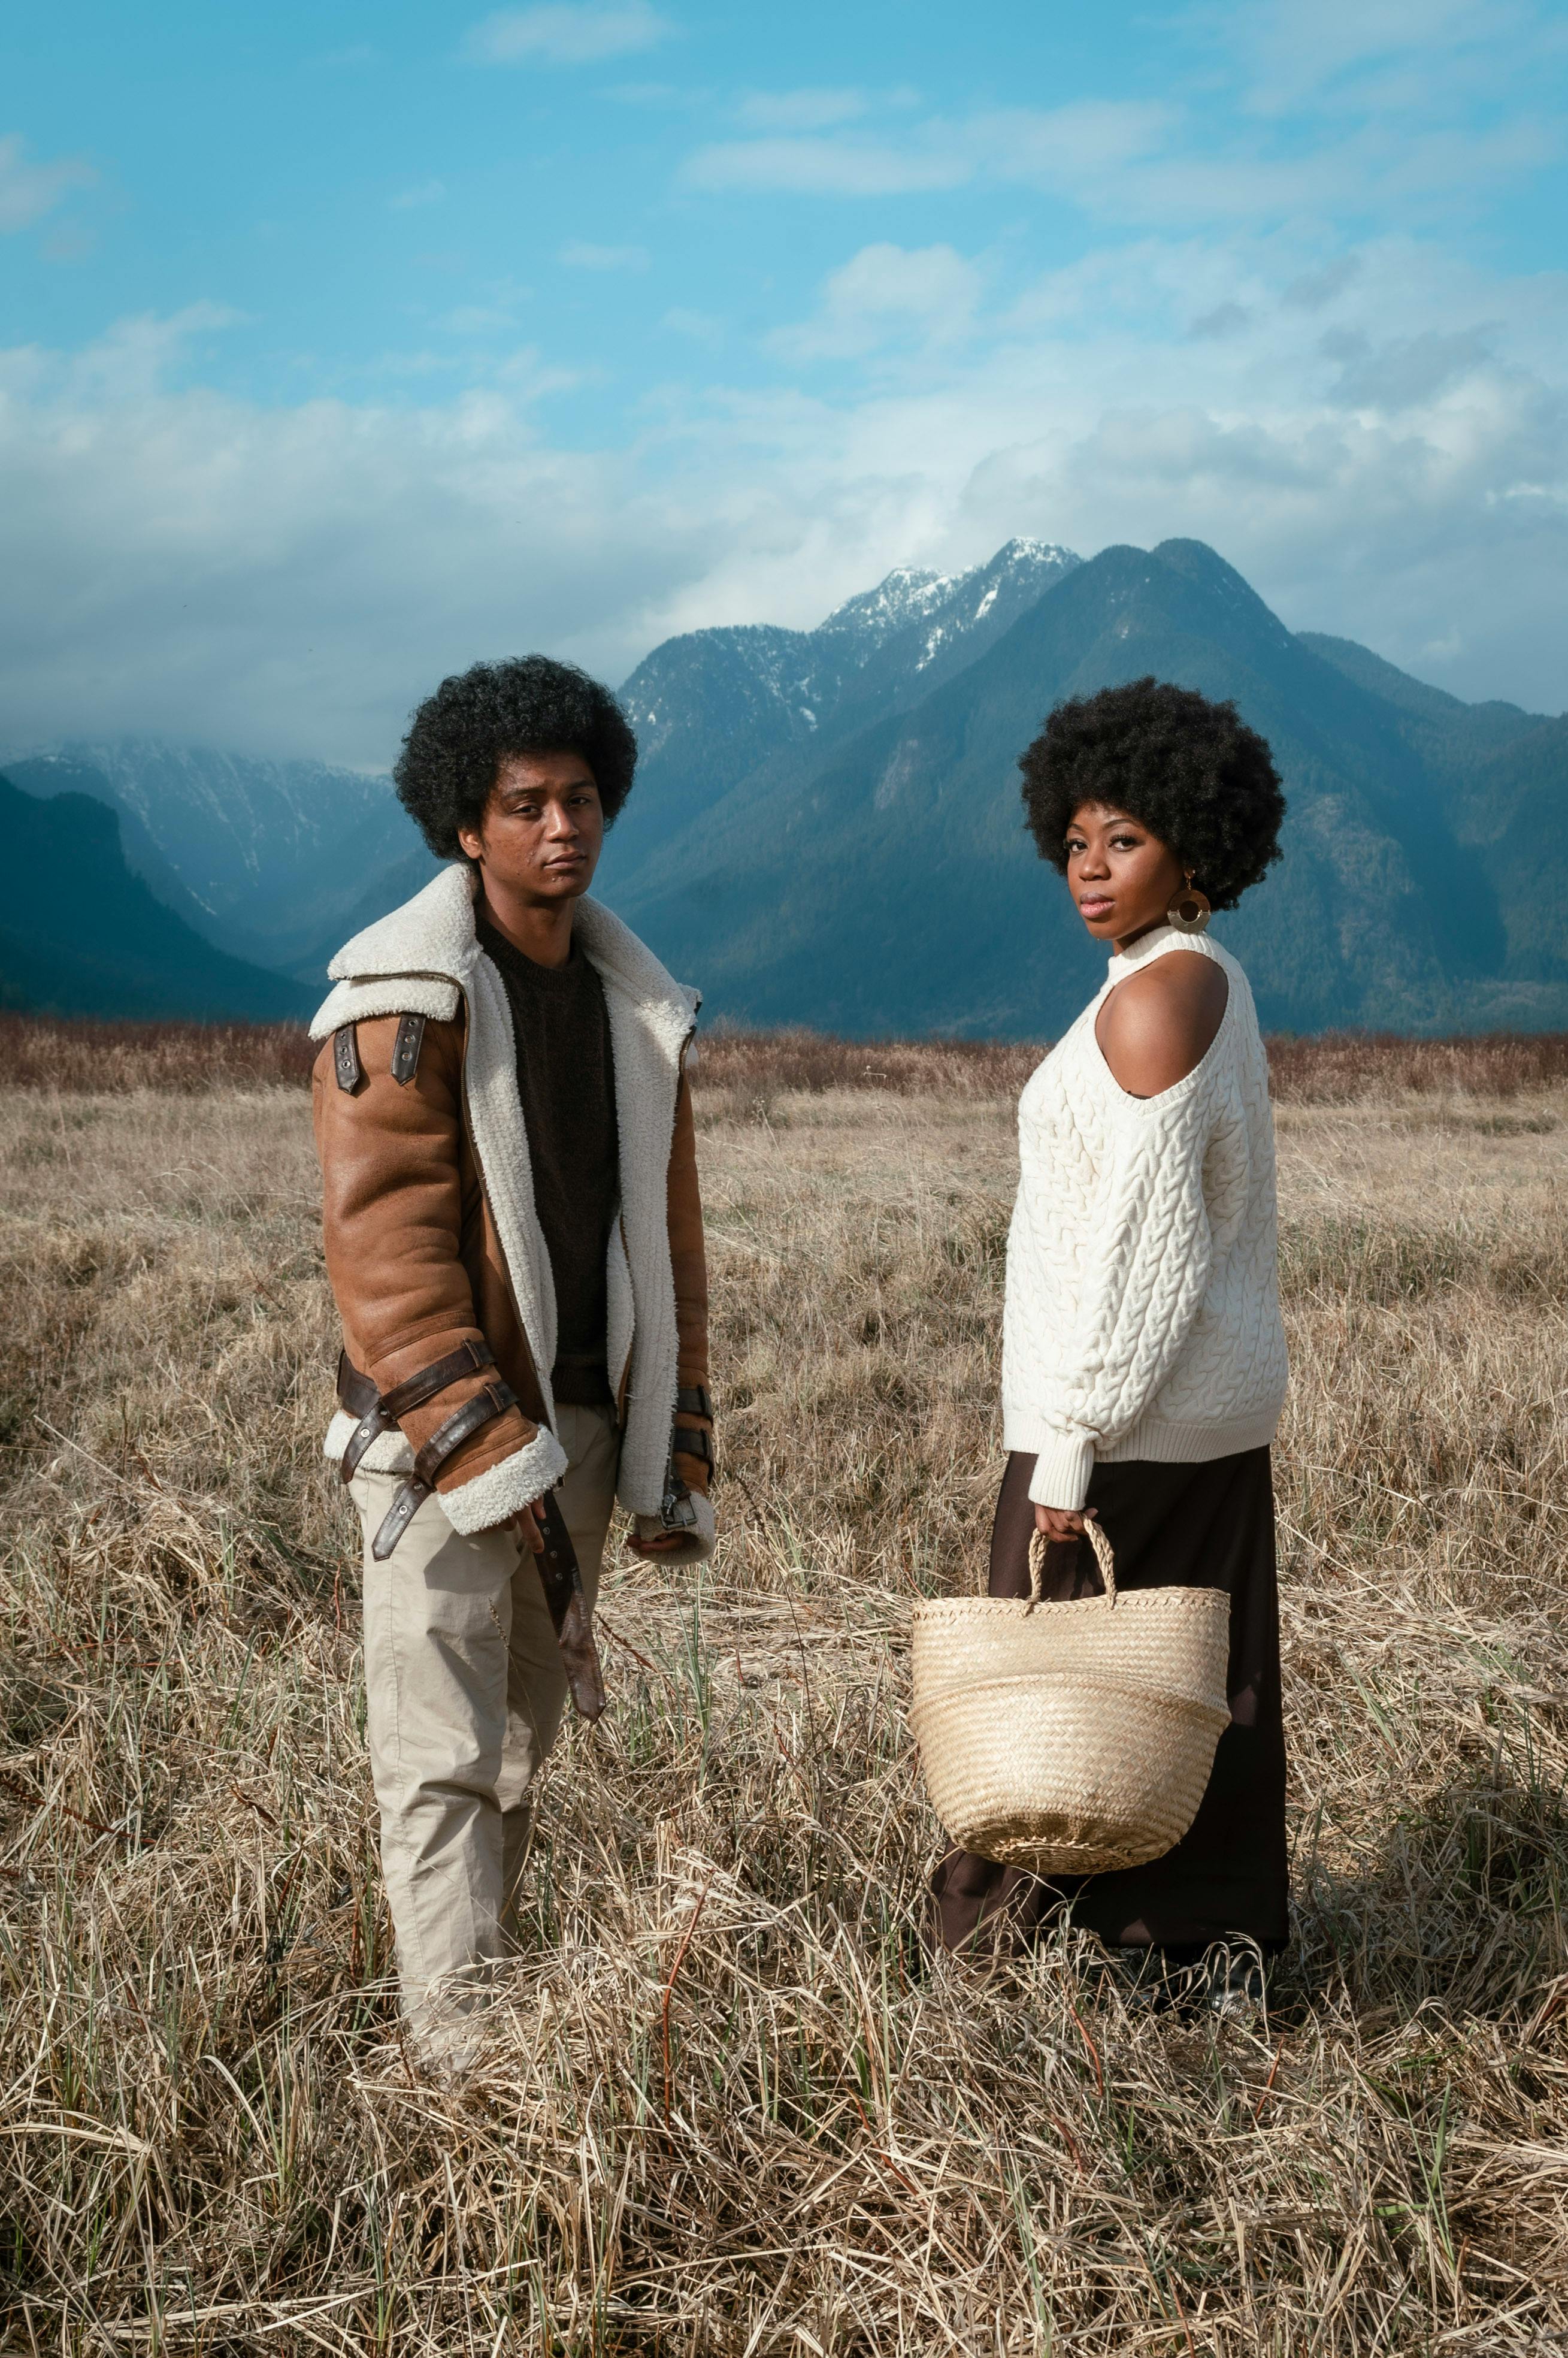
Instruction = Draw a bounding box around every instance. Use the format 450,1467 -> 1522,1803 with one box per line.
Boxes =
1063,801 -> 1186,948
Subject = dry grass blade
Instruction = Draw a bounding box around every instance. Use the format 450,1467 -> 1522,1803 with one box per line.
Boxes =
0,1049 -> 1566,2350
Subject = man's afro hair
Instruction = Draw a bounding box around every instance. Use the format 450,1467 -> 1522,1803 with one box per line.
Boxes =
393,654 -> 638,859
1018,676 -> 1285,911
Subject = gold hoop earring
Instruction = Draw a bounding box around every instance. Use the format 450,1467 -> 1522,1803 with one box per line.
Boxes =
1167,870 -> 1212,935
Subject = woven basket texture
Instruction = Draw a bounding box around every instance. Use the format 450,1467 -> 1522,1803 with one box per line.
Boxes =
910,1520 -> 1231,1876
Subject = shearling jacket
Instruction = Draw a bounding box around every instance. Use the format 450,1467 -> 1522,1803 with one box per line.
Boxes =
310,864 -> 715,1559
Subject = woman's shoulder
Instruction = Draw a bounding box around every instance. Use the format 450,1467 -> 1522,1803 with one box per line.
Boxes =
1096,942 -> 1231,1098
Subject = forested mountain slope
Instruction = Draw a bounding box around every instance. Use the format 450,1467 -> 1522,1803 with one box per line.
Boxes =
601,542 -> 1568,1036
0,776 -> 313,1021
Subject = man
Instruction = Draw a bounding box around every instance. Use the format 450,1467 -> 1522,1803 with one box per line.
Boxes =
310,654 -> 714,2067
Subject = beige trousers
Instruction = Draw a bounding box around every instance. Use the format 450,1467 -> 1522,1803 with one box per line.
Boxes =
349,1402 -> 619,2048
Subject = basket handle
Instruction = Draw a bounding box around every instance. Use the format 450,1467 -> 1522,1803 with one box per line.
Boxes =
1027,1516 -> 1116,1608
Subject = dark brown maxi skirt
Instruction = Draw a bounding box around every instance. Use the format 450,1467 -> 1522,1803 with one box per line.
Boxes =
930,1447 -> 1288,1960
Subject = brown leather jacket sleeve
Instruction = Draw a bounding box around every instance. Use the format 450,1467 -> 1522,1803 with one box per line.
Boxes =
666,1063 -> 713,1495
312,1015 -> 537,1497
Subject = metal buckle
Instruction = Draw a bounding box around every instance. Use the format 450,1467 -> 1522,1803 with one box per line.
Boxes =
659,1473 -> 699,1531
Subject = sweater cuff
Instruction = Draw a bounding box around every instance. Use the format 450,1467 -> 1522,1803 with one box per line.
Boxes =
1026,1433 -> 1095,1513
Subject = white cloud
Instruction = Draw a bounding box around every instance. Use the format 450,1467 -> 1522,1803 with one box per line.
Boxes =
681,103 -> 1174,202
390,179 -> 447,210
1230,0 -> 1520,111
772,244 -> 983,361
680,40 -> 1557,227
683,134 -> 966,198
0,133 -> 94,233
734,89 -> 871,133
462,2 -> 673,65
661,307 -> 723,343
2,234 -> 1565,772
559,238 -> 649,269
0,310 -> 711,764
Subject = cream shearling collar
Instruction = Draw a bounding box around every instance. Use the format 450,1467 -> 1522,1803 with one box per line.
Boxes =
322,861 -> 698,1039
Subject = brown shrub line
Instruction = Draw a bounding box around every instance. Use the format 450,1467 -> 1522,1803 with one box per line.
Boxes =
0,1012 -> 319,1092
6,1009 -> 1568,1101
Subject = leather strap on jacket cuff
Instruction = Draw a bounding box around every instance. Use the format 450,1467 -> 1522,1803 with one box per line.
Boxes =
671,1424 -> 713,1467
676,1384 -> 713,1421
370,1380 -> 517,1561
410,1380 -> 516,1487
336,1340 -> 496,1483
380,1338 -> 494,1420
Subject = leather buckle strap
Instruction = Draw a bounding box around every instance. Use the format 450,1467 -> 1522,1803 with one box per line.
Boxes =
336,1341 -> 496,1485
336,1350 -> 383,1484
671,1425 -> 713,1468
370,1380 -> 517,1562
379,1338 -> 493,1421
333,1024 -> 363,1093
336,1348 -> 377,1419
676,1385 -> 713,1421
391,1011 -> 426,1086
410,1380 -> 515,1488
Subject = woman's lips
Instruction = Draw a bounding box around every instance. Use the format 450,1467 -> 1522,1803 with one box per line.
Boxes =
1078,895 -> 1114,919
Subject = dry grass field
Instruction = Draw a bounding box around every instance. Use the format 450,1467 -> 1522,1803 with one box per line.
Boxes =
1,1027 -> 1567,2353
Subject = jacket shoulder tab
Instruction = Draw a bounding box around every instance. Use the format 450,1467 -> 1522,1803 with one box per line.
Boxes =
332,1024 -> 363,1093
310,974 -> 461,1043
391,1012 -> 426,1086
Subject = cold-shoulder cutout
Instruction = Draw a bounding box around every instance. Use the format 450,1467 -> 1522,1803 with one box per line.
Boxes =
1094,949 -> 1230,1099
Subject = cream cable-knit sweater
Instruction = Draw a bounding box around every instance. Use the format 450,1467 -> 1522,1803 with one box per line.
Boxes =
1002,923 -> 1288,1511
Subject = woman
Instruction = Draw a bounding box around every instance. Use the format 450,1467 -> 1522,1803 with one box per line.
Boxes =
931,675 -> 1290,2011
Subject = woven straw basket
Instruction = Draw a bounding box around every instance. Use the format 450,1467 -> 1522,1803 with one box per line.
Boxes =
910,1519 -> 1232,1876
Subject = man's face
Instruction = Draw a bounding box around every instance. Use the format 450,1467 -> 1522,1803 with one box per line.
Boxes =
457,751 -> 604,905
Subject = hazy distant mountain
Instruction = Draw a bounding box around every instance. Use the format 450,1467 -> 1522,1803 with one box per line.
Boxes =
603,540 -> 1079,882
0,775 -> 313,1021
601,539 -> 1568,1036
6,742 -> 437,982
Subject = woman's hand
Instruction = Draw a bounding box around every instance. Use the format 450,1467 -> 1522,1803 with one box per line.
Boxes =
1034,1503 -> 1097,1545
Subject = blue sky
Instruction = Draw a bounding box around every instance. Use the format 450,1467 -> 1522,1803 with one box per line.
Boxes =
2,0 -> 1566,762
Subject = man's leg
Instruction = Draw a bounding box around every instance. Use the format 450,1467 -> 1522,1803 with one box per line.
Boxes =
497,1403 -> 621,1928
349,1470 -> 522,2055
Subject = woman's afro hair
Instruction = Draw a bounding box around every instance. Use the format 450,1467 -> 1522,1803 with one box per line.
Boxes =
1018,676 -> 1285,911
393,654 -> 638,859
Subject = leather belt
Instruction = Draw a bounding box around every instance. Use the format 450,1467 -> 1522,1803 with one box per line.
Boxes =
529,1490 -> 607,1721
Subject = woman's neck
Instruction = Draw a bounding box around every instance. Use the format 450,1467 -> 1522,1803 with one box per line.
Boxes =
1111,915 -> 1172,957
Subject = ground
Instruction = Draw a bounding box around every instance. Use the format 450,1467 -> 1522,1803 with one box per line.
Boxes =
1,1035 -> 1566,2353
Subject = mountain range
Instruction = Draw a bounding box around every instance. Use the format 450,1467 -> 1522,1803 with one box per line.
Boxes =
3,535 -> 1564,1033
0,775 -> 312,1023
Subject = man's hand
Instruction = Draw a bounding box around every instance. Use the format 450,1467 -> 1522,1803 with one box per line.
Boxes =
628,1527 -> 689,1558
505,1502 -> 546,1553
1034,1503 -> 1098,1545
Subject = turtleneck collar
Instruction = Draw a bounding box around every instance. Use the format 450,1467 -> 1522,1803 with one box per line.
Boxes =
1106,922 -> 1185,983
